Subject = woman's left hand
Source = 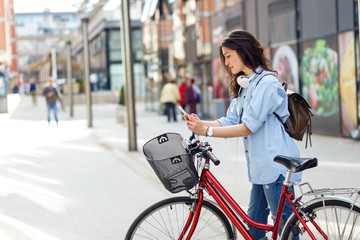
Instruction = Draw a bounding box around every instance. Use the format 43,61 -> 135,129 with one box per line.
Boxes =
185,114 -> 207,136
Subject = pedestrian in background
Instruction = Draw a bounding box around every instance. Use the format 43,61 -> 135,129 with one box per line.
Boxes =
90,73 -> 98,91
43,76 -> 62,127
184,77 -> 201,114
178,77 -> 187,118
17,73 -> 25,96
160,78 -> 180,122
28,77 -> 37,105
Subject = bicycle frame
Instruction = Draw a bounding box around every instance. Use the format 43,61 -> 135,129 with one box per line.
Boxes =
180,157 -> 327,240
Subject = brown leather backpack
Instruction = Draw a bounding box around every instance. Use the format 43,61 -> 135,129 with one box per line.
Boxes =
257,74 -> 313,148
275,82 -> 313,148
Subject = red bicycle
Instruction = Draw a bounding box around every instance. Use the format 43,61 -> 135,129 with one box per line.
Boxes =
125,133 -> 360,239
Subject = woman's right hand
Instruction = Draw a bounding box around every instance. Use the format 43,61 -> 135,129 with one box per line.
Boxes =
184,113 -> 199,122
185,114 -> 207,136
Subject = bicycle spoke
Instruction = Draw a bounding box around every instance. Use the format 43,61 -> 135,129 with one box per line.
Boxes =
143,215 -> 171,238
165,206 -> 175,237
133,226 -> 158,240
193,208 -> 212,238
152,212 -> 172,237
126,197 -> 233,239
282,199 -> 360,240
349,214 -> 360,239
333,206 -> 341,238
341,204 -> 359,239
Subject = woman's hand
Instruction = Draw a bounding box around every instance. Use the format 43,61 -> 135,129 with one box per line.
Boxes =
185,114 -> 252,138
185,114 -> 207,136
184,113 -> 199,121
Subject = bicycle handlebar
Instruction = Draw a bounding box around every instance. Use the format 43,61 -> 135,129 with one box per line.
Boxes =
202,146 -> 220,165
187,132 -> 221,165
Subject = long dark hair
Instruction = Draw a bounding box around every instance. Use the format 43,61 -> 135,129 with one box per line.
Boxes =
218,29 -> 275,98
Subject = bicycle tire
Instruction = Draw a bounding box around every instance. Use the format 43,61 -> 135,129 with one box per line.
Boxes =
125,196 -> 234,239
281,199 -> 360,239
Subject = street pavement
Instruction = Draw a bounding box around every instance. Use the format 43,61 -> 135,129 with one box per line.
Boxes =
1,93 -> 359,239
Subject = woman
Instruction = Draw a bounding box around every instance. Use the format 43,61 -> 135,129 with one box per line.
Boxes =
184,29 -> 300,239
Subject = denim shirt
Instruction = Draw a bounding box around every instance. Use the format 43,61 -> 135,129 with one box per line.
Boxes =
218,69 -> 301,184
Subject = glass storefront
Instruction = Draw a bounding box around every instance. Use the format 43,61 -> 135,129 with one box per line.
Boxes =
107,28 -> 145,96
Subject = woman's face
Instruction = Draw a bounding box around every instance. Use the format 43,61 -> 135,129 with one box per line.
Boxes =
222,46 -> 252,76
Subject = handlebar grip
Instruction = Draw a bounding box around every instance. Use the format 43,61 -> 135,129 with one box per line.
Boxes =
203,148 -> 220,165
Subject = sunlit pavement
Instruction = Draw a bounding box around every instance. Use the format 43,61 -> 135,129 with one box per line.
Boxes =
0,93 -> 359,239
0,94 -> 162,239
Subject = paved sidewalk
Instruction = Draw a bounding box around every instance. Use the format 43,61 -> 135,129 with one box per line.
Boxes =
83,95 -> 360,236
7,93 -> 360,192
3,94 -> 360,238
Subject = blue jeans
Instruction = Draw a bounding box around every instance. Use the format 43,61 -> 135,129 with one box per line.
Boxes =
247,175 -> 296,239
47,103 -> 58,124
165,102 -> 177,122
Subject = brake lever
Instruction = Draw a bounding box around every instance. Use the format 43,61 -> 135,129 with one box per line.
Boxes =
188,140 -> 200,153
189,132 -> 200,141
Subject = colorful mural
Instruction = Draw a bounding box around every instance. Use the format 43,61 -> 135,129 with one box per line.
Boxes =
273,45 -> 299,93
301,39 -> 339,116
338,32 -> 357,136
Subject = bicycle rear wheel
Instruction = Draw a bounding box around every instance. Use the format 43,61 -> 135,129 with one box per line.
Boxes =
125,196 -> 234,239
281,199 -> 360,239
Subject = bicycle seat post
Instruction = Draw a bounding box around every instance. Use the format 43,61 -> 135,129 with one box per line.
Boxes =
284,170 -> 292,186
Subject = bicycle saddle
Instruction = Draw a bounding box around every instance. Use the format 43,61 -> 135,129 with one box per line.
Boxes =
274,155 -> 318,173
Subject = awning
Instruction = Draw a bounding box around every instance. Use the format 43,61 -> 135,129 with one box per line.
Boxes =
28,55 -> 82,73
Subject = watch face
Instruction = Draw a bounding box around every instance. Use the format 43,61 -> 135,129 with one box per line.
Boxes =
208,127 -> 213,136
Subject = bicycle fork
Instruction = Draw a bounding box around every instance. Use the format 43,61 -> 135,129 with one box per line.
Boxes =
179,191 -> 204,240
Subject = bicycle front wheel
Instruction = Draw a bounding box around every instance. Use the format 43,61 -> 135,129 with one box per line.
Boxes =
281,199 -> 360,239
125,196 -> 234,239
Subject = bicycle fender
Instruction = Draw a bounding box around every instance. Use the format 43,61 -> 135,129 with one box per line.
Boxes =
298,195 -> 360,210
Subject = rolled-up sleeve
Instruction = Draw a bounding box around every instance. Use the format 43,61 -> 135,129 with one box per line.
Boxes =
217,98 -> 239,126
243,81 -> 286,133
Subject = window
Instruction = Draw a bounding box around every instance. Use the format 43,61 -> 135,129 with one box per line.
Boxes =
16,15 -> 24,26
269,0 -> 296,44
300,0 -> 336,40
109,30 -> 122,61
337,0 -> 354,32
132,29 -> 143,62
110,63 -> 123,91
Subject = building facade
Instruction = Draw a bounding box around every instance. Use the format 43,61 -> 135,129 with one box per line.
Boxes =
71,0 -> 145,96
251,0 -> 358,137
141,0 -> 360,137
0,0 -> 16,73
15,0 -> 145,99
15,10 -> 79,82
0,0 -> 16,112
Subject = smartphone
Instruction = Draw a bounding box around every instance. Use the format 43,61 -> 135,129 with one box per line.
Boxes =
178,105 -> 188,115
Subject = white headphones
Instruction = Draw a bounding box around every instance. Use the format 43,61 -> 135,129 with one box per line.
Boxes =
236,72 -> 255,88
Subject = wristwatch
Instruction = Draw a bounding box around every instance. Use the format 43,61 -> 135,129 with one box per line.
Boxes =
206,127 -> 214,137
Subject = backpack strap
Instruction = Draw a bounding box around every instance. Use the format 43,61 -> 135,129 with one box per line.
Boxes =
273,112 -> 284,124
305,115 -> 312,148
255,73 -> 285,123
282,81 -> 288,91
255,73 -> 276,87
